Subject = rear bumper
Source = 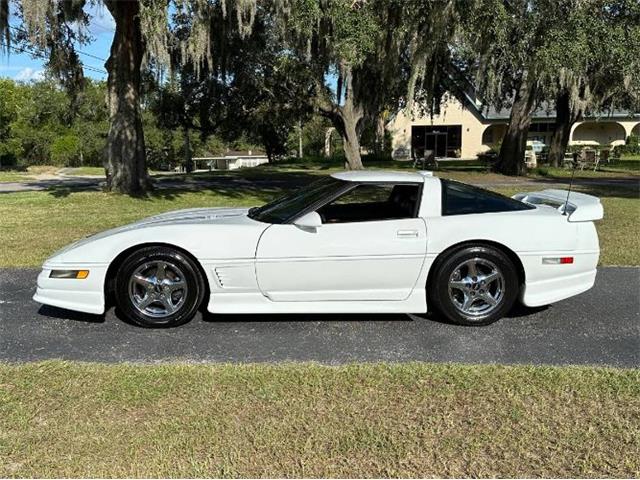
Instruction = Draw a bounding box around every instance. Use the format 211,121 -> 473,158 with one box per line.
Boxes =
520,250 -> 599,307
33,265 -> 107,315
521,268 -> 597,307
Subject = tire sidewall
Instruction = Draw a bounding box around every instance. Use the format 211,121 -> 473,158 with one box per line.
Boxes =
115,247 -> 204,328
433,245 -> 519,326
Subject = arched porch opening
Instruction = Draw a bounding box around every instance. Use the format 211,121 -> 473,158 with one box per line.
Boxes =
571,121 -> 627,147
481,123 -> 507,149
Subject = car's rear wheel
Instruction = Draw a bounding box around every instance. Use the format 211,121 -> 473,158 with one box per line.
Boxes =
430,245 -> 519,326
115,246 -> 205,328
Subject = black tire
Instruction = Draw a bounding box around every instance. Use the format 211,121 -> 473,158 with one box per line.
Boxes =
430,245 -> 519,326
114,246 -> 206,328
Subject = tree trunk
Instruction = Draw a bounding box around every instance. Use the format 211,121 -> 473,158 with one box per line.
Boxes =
103,0 -> 150,194
495,76 -> 538,176
316,63 -> 364,169
183,124 -> 193,173
337,65 -> 364,170
324,127 -> 335,157
548,89 -> 581,168
339,113 -> 363,170
374,113 -> 386,157
297,119 -> 303,159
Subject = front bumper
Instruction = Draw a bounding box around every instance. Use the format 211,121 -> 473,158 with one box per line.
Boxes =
33,264 -> 108,315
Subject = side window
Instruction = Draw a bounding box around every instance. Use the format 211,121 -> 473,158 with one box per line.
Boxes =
442,180 -> 534,216
317,183 -> 421,224
333,184 -> 393,205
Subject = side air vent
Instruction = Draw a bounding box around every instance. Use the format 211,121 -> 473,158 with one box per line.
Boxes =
212,265 -> 256,290
214,268 -> 228,287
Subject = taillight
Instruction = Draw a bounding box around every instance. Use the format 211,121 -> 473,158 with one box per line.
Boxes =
542,257 -> 574,265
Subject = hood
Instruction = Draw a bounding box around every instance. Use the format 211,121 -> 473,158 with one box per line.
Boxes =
48,207 -> 253,261
138,207 -> 250,226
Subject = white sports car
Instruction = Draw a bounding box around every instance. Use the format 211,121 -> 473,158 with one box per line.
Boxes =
34,171 -> 603,328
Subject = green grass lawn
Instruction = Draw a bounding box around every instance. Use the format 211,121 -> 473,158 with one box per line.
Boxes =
0,361 -> 638,478
61,166 -> 106,176
61,166 -> 164,176
0,171 -> 33,182
531,165 -> 640,178
0,172 -> 637,267
575,186 -> 639,266
0,165 -> 61,182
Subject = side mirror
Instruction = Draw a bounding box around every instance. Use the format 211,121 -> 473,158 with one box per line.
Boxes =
293,211 -> 322,230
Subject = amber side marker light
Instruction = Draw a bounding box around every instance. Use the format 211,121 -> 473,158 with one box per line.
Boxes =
50,270 -> 90,279
542,257 -> 574,265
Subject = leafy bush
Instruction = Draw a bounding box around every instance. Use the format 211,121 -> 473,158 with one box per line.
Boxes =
612,133 -> 640,157
533,166 -> 550,176
0,137 -> 22,167
50,135 -> 80,166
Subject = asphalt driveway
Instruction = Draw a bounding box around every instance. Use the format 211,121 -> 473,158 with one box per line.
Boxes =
0,267 -> 638,366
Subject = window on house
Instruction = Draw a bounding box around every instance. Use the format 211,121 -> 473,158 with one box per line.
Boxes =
530,122 -> 554,133
411,125 -> 462,158
317,183 -> 421,223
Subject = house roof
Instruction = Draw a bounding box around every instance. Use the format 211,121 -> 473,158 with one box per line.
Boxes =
479,103 -> 639,121
448,69 -> 638,121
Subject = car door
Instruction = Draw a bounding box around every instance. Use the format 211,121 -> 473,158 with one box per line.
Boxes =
255,182 -> 427,302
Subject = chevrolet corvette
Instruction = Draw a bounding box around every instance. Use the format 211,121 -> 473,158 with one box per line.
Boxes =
34,171 -> 603,327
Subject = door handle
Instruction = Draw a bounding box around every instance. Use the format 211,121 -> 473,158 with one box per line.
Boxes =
397,230 -> 419,238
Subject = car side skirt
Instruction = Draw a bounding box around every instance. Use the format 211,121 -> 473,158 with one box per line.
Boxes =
207,287 -> 427,314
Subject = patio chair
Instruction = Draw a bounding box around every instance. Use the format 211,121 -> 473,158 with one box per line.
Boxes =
574,148 -> 600,172
413,150 -> 437,170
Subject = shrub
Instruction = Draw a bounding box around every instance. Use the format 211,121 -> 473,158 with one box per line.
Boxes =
50,134 -> 80,166
533,166 -> 550,176
0,138 -> 23,167
612,133 -> 640,157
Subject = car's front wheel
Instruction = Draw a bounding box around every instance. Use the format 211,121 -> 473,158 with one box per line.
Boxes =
115,246 -> 205,328
430,245 -> 519,326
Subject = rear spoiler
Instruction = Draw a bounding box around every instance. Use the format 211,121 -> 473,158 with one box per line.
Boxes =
512,189 -> 603,222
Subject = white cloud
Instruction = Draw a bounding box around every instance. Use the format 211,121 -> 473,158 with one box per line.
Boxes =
14,67 -> 44,81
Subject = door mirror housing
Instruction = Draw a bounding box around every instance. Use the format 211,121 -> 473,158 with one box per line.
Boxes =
294,211 -> 322,230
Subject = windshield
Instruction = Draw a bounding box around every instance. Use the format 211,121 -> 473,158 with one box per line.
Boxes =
248,176 -> 346,224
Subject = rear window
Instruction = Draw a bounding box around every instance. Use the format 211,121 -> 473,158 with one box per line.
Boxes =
441,179 -> 534,216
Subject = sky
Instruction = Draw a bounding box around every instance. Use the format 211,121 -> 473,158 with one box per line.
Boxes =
0,3 -> 113,82
0,3 -> 340,94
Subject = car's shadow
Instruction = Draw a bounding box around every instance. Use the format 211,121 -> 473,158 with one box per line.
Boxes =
506,303 -> 549,318
37,303 -> 549,327
37,305 -> 106,323
202,311 -> 416,324
201,303 -> 549,326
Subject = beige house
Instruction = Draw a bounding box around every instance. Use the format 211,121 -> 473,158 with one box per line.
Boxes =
387,94 -> 640,160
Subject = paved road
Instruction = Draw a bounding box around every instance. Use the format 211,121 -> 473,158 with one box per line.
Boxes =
1,172 -> 638,193
1,267 -> 638,366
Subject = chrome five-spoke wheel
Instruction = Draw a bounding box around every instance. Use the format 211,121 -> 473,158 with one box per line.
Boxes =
431,245 -> 518,326
115,246 -> 205,328
448,258 -> 504,318
128,261 -> 188,318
